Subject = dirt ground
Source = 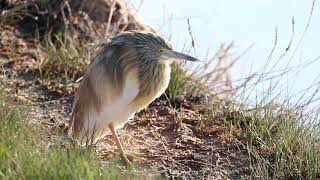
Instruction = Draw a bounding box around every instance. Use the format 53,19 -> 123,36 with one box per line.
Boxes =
0,1 -> 251,179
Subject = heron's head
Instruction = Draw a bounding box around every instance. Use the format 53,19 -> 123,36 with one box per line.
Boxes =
118,31 -> 200,65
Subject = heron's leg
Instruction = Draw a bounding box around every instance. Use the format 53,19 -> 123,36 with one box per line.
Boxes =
108,124 -> 131,166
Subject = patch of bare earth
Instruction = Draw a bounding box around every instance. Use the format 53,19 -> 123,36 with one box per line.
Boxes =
0,0 -> 250,179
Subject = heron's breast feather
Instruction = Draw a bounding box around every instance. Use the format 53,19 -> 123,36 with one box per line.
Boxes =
129,64 -> 171,110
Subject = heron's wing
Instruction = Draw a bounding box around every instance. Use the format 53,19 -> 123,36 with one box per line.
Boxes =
68,43 -> 140,144
68,64 -> 110,141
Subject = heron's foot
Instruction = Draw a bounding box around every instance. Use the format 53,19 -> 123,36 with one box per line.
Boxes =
114,151 -> 145,164
120,152 -> 132,167
125,152 -> 145,161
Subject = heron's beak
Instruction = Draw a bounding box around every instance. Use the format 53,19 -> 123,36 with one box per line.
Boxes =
170,50 -> 200,62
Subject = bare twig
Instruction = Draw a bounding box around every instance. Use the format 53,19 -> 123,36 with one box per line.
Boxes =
105,0 -> 116,35
285,0 -> 316,69
187,18 -> 196,56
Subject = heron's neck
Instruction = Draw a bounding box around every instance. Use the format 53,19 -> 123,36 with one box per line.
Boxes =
138,62 -> 171,97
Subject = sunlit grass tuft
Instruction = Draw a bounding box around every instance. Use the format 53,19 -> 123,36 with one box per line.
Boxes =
218,96 -> 320,179
39,31 -> 89,83
166,62 -> 189,100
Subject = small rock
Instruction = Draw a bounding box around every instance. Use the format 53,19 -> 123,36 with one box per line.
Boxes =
189,94 -> 207,103
175,95 -> 185,103
157,107 -> 173,116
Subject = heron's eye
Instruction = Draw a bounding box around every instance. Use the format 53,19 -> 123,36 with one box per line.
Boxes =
159,48 -> 164,53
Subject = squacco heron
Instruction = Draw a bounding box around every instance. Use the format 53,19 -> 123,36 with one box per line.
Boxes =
68,31 -> 199,165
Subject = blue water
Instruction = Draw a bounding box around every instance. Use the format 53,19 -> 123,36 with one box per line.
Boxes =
127,0 -> 320,108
